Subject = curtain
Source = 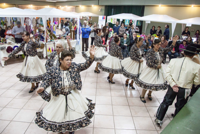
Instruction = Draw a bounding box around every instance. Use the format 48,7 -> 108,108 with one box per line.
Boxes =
105,6 -> 145,33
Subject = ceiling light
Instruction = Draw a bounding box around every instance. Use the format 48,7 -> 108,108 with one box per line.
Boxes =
159,4 -> 161,7
192,5 -> 194,7
30,5 -> 33,7
3,3 -> 6,5
80,5 -> 82,7
92,5 -> 94,7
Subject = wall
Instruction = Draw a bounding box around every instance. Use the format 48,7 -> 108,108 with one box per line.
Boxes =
75,5 -> 105,24
143,6 -> 200,37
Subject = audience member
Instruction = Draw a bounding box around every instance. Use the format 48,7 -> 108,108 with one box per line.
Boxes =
128,24 -> 136,38
160,35 -> 168,48
182,27 -> 190,36
164,24 -> 170,41
187,36 -> 193,45
119,23 -> 126,37
168,36 -> 180,60
129,32 -> 137,51
150,26 -> 156,35
0,26 -> 6,39
179,40 -> 187,56
195,30 -> 199,40
102,22 -> 110,45
156,26 -> 162,37
90,22 -> 97,45
81,21 -> 91,51
5,26 -> 14,39
12,21 -> 26,43
113,21 -> 120,35
120,33 -> 130,58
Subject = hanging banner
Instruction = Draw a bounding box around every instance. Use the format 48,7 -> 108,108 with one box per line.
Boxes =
125,19 -> 129,25
98,16 -> 106,27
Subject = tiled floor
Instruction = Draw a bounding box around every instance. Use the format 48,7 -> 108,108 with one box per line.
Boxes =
0,52 -> 175,134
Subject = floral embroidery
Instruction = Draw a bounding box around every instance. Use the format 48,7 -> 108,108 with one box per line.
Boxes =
135,78 -> 168,91
129,45 -> 142,62
98,63 -> 123,74
109,42 -> 123,59
41,58 -> 94,96
35,98 -> 95,133
146,45 -> 173,69
17,73 -> 45,83
94,35 -> 106,48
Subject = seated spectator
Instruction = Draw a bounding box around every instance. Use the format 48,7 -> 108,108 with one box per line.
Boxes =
160,35 -> 168,48
179,40 -> 187,56
118,23 -> 126,37
168,36 -> 180,60
143,34 -> 152,55
0,26 -> 6,39
194,30 -> 200,40
187,36 -> 193,45
182,27 -> 190,36
120,33 -> 130,58
156,26 -> 162,37
150,26 -> 156,35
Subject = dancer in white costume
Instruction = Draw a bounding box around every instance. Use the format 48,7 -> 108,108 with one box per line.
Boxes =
36,46 -> 95,134
82,28 -> 108,73
40,38 -> 75,102
3,32 -> 46,93
121,37 -> 144,89
136,38 -> 177,103
98,36 -> 123,84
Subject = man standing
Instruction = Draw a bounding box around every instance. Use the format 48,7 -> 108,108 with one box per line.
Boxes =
113,21 -> 120,35
81,21 -> 91,51
164,24 -> 170,41
12,21 -> 26,43
155,46 -> 200,127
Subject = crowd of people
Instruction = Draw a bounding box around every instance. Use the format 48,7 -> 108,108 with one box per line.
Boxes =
1,19 -> 200,134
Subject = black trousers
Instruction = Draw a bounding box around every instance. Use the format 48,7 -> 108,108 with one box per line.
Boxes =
156,85 -> 187,121
15,38 -> 23,43
91,37 -> 95,45
105,34 -> 108,44
82,38 -> 89,51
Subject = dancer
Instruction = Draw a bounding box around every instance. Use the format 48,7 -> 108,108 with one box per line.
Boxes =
136,37 -> 177,103
155,46 -> 200,127
36,46 -> 95,134
121,37 -> 144,89
40,38 -> 75,102
3,32 -> 45,93
82,28 -> 108,73
45,37 -> 75,70
98,36 -> 123,84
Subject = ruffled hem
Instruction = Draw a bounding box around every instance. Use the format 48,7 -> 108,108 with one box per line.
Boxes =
17,73 -> 45,83
122,69 -> 140,81
39,90 -> 51,102
135,78 -> 168,91
82,51 -> 107,62
98,63 -> 123,74
35,98 -> 95,133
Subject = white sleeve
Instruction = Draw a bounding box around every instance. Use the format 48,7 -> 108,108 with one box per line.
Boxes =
165,60 -> 176,87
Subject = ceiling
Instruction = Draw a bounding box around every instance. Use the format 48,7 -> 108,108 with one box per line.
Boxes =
1,0 -> 200,6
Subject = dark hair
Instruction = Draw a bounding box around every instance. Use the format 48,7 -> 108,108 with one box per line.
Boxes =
152,26 -> 155,29
161,35 -> 166,41
195,30 -> 200,35
152,39 -> 161,48
23,32 -> 30,37
158,26 -> 161,28
121,23 -> 124,26
184,51 -> 195,57
185,27 -> 189,29
95,28 -> 102,34
7,26 -> 11,29
48,29 -> 52,33
60,50 -> 73,60
114,36 -> 119,43
166,24 -> 169,28
136,37 -> 144,43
